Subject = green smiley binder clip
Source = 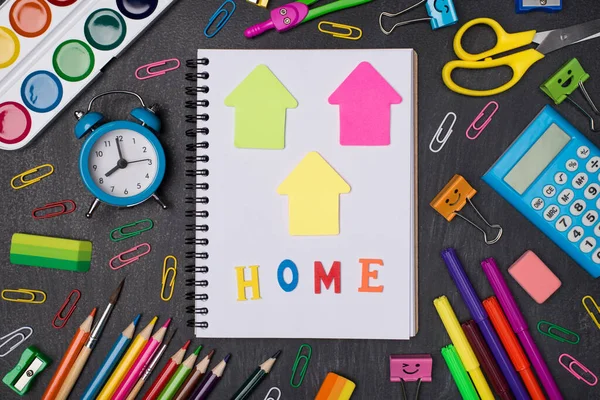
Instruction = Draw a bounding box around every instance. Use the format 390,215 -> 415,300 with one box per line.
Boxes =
540,58 -> 600,132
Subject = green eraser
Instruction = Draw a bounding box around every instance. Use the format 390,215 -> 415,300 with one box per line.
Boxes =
540,58 -> 590,105
2,346 -> 51,396
10,233 -> 92,272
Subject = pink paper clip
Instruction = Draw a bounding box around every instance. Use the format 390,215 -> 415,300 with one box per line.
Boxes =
466,101 -> 499,140
559,353 -> 598,386
109,243 -> 152,270
52,289 -> 81,329
135,58 -> 180,80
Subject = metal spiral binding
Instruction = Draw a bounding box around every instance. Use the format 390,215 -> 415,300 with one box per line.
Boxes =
185,57 -> 210,330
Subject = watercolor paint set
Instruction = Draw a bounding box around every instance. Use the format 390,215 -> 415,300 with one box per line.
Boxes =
0,0 -> 176,151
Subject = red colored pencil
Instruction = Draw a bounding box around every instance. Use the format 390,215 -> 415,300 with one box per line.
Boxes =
142,340 -> 190,400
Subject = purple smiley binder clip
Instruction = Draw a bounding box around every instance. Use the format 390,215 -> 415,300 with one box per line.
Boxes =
390,354 -> 433,399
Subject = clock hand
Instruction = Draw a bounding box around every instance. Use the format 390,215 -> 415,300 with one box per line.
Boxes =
115,137 -> 123,159
105,164 -> 120,177
128,159 -> 152,164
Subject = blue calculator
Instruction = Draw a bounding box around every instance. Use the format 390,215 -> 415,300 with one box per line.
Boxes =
484,106 -> 600,278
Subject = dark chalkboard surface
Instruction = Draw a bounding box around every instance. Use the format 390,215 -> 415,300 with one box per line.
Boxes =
0,0 -> 599,399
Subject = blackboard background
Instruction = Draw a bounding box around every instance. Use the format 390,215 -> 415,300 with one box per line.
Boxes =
1,0 -> 600,398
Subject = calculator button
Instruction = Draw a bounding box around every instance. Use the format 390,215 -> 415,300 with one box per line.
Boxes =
585,183 -> 600,200
595,223 -> 600,237
583,210 -> 599,226
580,237 -> 597,253
531,197 -> 544,210
554,172 -> 567,185
555,216 -> 572,232
543,185 -> 556,197
578,146 -> 591,159
593,249 -> 600,264
558,189 -> 574,205
568,226 -> 584,242
566,159 -> 579,171
573,173 -> 589,189
543,205 -> 559,221
570,199 -> 586,216
587,156 -> 600,173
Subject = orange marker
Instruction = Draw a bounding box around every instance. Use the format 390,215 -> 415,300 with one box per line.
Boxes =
42,308 -> 96,400
483,296 -> 546,400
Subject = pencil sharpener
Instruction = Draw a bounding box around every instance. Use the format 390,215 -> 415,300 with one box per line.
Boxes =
246,0 -> 269,7
2,346 -> 51,396
390,354 -> 433,382
516,0 -> 562,13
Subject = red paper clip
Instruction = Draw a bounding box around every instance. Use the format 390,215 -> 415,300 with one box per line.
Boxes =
135,58 -> 180,80
466,101 -> 499,140
32,200 -> 76,220
52,289 -> 81,329
109,243 -> 152,270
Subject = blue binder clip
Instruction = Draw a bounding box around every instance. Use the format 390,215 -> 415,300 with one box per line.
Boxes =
516,0 -> 562,13
379,0 -> 458,35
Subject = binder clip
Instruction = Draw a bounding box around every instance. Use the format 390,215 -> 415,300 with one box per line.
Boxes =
2,346 -> 50,395
379,0 -> 458,35
541,58 -> 600,132
390,354 -> 432,400
247,0 -> 269,8
516,0 -> 562,13
430,174 -> 503,245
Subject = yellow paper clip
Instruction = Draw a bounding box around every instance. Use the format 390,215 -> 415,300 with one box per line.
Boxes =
318,21 -> 362,40
11,164 -> 54,190
1,289 -> 46,304
161,255 -> 177,302
582,295 -> 600,330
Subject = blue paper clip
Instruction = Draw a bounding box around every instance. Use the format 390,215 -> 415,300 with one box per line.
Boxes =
379,0 -> 458,35
516,0 -> 562,13
204,0 -> 236,38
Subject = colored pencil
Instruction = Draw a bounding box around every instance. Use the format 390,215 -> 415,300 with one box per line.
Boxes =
126,329 -> 177,400
81,314 -> 140,400
143,340 -> 190,400
55,279 -> 125,400
189,354 -> 231,400
484,296 -> 546,400
174,349 -> 215,400
97,316 -> 158,400
42,308 -> 96,400
230,351 -> 281,400
158,345 -> 202,400
113,318 -> 172,400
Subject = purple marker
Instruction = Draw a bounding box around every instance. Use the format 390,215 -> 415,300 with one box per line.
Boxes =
441,248 -> 530,400
482,257 -> 564,400
189,354 -> 230,400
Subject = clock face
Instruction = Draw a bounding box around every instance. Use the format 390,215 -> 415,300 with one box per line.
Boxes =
87,128 -> 159,198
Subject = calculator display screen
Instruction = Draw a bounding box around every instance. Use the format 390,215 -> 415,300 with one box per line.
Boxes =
504,124 -> 571,194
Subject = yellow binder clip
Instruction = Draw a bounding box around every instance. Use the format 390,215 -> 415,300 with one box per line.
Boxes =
1,289 -> 46,304
318,21 -> 362,40
161,255 -> 177,302
10,164 -> 54,190
582,295 -> 600,330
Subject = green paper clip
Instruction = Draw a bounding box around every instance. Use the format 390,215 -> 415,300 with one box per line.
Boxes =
540,58 -> 600,132
110,219 -> 154,242
290,344 -> 312,388
537,321 -> 580,344
2,346 -> 51,396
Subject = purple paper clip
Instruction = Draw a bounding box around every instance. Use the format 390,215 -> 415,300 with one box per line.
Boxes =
390,354 -> 433,382
109,243 -> 151,270
559,354 -> 598,386
135,58 -> 180,80
466,101 -> 499,140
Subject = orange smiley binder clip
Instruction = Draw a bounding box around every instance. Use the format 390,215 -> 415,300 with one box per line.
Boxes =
431,174 -> 503,245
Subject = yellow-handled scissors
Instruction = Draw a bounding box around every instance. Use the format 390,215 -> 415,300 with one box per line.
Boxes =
443,18 -> 600,97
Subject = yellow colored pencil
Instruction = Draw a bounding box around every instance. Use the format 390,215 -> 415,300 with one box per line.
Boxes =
96,316 -> 157,400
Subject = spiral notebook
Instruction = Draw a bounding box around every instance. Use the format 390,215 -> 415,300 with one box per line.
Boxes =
185,49 -> 418,339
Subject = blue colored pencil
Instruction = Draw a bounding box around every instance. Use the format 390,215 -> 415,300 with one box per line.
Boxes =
81,314 -> 140,400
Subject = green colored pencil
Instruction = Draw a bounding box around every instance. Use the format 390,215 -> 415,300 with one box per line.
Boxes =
157,346 -> 202,400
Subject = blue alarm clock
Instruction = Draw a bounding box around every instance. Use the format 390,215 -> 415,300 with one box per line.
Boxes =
74,91 -> 167,218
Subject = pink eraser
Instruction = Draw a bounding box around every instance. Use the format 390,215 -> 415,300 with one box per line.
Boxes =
390,354 -> 432,382
508,250 -> 561,304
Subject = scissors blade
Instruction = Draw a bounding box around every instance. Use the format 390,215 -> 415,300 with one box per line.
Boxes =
534,18 -> 600,55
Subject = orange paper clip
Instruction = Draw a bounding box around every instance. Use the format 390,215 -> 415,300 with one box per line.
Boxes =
109,243 -> 152,270
10,164 -> 54,190
466,101 -> 499,140
32,200 -> 76,220
52,289 -> 81,329
135,58 -> 180,80
559,354 -> 598,386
